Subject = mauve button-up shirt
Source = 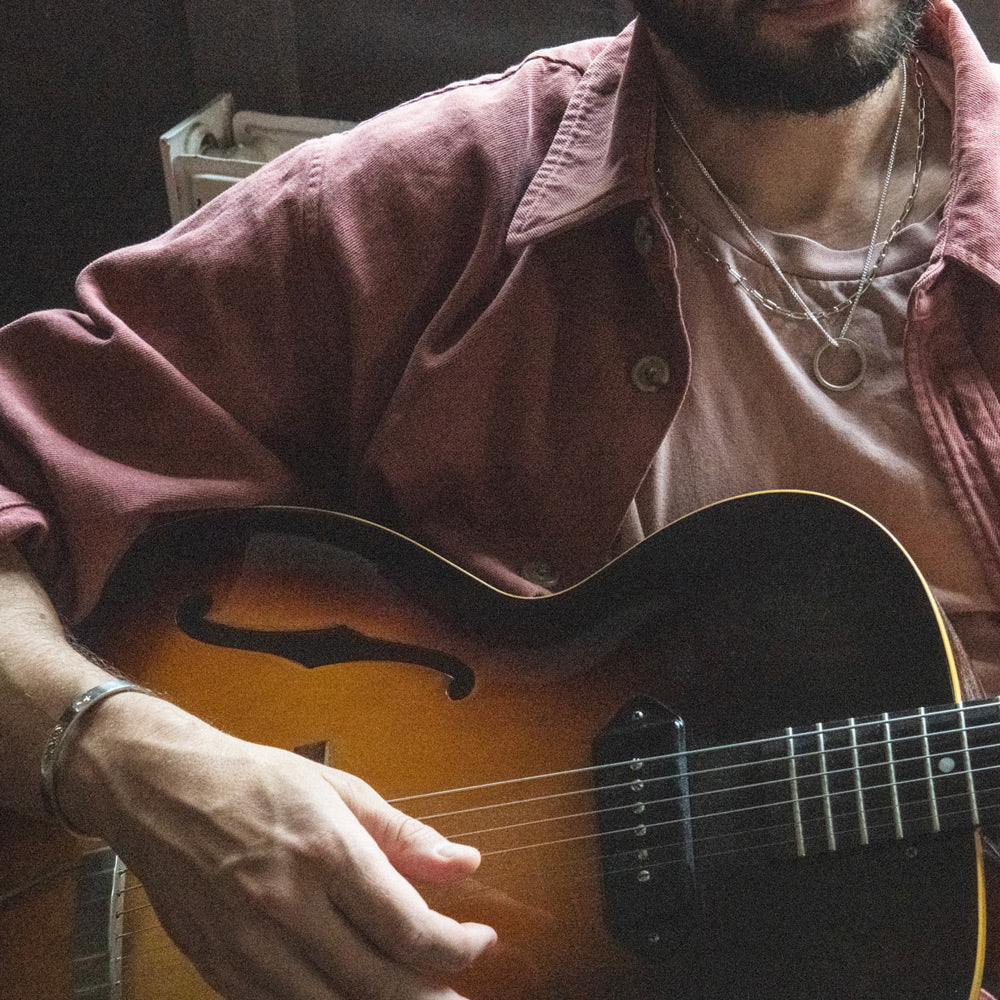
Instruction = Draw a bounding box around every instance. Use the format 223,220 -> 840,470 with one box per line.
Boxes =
1,3 -> 1000,995
0,1 -> 998,639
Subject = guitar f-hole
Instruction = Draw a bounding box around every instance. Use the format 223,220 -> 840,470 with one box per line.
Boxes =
175,592 -> 476,699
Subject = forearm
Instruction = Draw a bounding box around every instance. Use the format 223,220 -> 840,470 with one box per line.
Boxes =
0,540 -> 116,817
0,541 -> 214,837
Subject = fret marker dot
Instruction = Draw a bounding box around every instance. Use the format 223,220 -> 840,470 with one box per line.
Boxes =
938,756 -> 956,774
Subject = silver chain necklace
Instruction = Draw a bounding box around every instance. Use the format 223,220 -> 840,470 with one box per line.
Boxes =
656,55 -> 926,392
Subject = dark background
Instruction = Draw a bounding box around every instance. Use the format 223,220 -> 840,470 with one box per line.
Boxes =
1,0 -> 995,325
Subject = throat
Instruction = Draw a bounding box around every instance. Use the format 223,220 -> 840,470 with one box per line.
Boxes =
654,52 -> 948,252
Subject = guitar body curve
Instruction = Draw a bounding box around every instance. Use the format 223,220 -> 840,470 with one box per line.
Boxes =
0,491 -> 985,999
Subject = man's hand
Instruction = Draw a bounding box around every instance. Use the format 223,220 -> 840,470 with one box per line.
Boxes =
59,695 -> 497,1000
0,538 -> 493,997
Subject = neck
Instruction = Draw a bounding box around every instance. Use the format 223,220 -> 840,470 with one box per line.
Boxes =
651,38 -> 949,250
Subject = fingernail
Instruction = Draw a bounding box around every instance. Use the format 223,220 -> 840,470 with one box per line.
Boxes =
435,840 -> 477,860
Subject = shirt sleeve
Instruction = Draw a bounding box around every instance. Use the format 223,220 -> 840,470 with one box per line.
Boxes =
0,138 -> 349,622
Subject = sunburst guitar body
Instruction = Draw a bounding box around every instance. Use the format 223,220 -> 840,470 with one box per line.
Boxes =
1,491 -> 994,999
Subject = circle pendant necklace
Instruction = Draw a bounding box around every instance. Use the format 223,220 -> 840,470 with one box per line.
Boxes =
657,55 -> 925,392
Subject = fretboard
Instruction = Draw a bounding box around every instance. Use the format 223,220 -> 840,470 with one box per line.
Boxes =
688,698 -> 1000,860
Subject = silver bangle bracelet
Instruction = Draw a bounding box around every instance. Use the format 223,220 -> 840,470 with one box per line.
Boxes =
40,679 -> 155,836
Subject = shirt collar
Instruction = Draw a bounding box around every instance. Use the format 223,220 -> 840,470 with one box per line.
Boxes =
508,1 -> 1000,292
922,0 -> 1000,287
506,21 -> 658,248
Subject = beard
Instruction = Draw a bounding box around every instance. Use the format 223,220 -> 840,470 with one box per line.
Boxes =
633,0 -> 929,114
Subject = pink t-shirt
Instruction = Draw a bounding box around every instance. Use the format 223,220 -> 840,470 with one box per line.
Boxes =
616,55 -> 1000,690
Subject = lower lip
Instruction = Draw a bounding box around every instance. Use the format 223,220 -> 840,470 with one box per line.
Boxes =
760,0 -> 863,27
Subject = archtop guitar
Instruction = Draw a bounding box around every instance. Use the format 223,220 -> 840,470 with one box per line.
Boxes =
0,491 -> 992,999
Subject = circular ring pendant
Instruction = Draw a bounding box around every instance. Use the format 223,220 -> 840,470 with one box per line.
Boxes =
813,338 -> 867,392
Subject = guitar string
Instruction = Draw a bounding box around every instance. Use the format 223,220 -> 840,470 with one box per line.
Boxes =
387,700 -> 1000,812
464,729 -> 1000,836
54,708 -> 1000,960
27,705 -> 1000,957
476,802 -> 913,878
98,790 -> 909,930
95,724 -> 994,948
403,718 -> 1000,844
23,714 -> 950,906
108,788 -> 997,962
476,788 -> 997,884
90,720 -> 1000,906
470,762 -> 1000,858
106,781 -> 995,934
59,702 -> 1000,908
88,756 -> 966,963
408,718 -> 999,828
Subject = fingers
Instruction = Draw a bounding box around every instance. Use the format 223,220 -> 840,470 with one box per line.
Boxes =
101,729 -> 497,1000
315,771 -> 497,976
281,902 -> 479,1000
336,769 -> 483,883
161,891 -> 476,1000
335,854 -> 496,977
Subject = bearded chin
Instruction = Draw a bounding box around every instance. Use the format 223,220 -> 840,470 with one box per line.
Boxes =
635,0 -> 929,114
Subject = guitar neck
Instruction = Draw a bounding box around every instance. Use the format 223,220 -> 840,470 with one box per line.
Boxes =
689,698 -> 1000,860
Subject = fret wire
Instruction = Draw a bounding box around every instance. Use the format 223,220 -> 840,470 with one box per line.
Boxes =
817,723 -> 836,852
110,781 -> 1000,959
848,717 -> 869,845
919,707 -> 941,833
785,727 -> 806,857
117,799 -> 996,966
511,749 -> 995,863
740,707 -> 1000,785
958,702 -> 981,826
55,711 -> 1000,931
882,713 -> 905,839
473,775 -> 1000,863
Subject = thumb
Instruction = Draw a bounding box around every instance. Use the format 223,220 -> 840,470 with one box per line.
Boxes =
335,771 -> 482,884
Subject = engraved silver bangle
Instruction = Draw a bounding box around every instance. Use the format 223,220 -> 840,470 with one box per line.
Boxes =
40,679 -> 155,836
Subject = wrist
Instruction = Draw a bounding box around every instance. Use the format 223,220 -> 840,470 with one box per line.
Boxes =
40,680 -> 157,836
54,691 -> 219,842
53,685 -> 181,838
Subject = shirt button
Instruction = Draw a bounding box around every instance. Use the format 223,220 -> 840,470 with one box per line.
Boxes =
631,355 -> 671,392
633,213 -> 656,256
521,559 -> 560,590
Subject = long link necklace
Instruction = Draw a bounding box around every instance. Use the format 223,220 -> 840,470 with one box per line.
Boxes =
656,55 -> 926,392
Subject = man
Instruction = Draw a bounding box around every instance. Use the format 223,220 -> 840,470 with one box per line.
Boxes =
0,0 -> 998,997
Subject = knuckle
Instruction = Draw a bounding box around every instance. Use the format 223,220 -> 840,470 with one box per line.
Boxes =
392,918 -> 465,971
295,824 -> 348,870
394,921 -> 434,963
393,812 -> 434,851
